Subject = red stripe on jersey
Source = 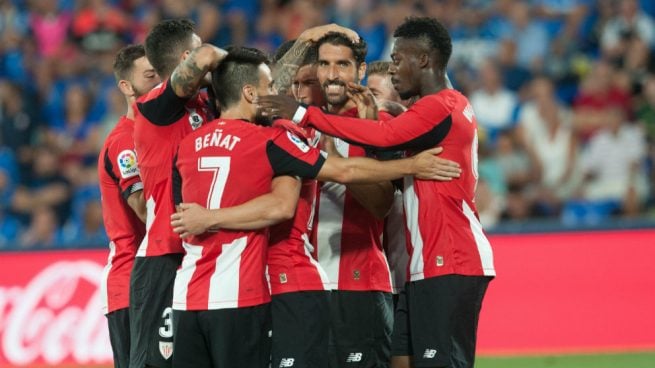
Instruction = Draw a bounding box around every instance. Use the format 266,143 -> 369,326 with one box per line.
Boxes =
314,108 -> 392,293
98,116 -> 145,313
172,119 -> 325,310
133,80 -> 211,257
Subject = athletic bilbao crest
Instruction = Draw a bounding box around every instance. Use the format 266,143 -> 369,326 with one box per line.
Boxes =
159,341 -> 173,360
187,108 -> 203,130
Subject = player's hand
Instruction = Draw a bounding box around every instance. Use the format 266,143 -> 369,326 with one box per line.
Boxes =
298,23 -> 359,43
320,135 -> 342,157
171,203 -> 213,238
346,82 -> 378,119
256,95 -> 301,120
411,147 -> 462,181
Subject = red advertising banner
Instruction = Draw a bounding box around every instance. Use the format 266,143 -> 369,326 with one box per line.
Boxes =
1,230 -> 654,366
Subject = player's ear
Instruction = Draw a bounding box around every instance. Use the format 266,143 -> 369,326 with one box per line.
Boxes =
243,84 -> 256,104
418,53 -> 430,69
118,79 -> 134,97
180,49 -> 192,62
357,62 -> 366,84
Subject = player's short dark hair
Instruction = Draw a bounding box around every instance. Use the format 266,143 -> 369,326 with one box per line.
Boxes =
145,19 -> 196,77
212,46 -> 270,109
393,17 -> 452,69
367,61 -> 391,76
272,39 -> 317,67
315,32 -> 367,65
113,44 -> 146,82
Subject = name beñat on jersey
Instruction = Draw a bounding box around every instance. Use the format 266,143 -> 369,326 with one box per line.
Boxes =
195,127 -> 241,152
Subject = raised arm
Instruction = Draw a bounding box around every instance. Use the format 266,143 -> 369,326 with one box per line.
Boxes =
170,176 -> 301,238
273,24 -> 359,94
170,44 -> 228,98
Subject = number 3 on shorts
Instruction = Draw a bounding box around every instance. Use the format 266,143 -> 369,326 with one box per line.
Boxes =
159,307 -> 173,338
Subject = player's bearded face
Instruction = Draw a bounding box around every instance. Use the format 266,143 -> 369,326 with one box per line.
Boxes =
322,79 -> 349,106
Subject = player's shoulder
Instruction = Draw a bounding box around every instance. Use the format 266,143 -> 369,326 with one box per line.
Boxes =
104,116 -> 136,151
136,81 -> 167,104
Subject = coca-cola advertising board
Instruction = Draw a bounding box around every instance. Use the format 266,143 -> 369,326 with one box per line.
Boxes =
1,230 -> 654,366
0,250 -> 112,366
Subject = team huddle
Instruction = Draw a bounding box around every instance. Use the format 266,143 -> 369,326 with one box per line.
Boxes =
98,16 -> 495,368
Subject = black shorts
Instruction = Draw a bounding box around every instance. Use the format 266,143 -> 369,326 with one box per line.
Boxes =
107,308 -> 130,368
329,290 -> 393,368
172,304 -> 271,368
129,254 -> 182,368
271,291 -> 330,368
391,275 -> 491,368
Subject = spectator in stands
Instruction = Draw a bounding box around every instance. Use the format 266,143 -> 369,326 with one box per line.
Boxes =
0,82 -> 40,172
19,205 -> 63,249
11,146 -> 71,226
71,0 -> 129,52
494,132 -> 534,220
577,107 -> 648,217
496,1 -> 550,71
601,0 -> 655,58
517,76 -> 580,216
496,39 -> 533,94
573,60 -> 632,141
29,0 -> 72,58
469,60 -> 519,145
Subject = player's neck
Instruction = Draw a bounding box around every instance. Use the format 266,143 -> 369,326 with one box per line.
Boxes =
327,99 -> 357,115
125,97 -> 135,120
220,105 -> 251,122
420,78 -> 448,97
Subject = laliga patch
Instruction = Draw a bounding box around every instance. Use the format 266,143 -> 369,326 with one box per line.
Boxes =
287,131 -> 310,153
159,341 -> 173,360
117,150 -> 139,179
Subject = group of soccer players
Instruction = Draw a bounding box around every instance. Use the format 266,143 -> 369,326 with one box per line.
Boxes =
99,15 -> 495,368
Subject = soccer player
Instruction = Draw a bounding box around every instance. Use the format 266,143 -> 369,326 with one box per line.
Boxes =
311,31 -> 397,368
130,19 -> 227,368
98,44 -> 160,368
258,17 -> 496,368
169,46 -> 456,368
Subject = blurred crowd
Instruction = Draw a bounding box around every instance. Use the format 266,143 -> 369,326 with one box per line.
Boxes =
0,0 -> 654,250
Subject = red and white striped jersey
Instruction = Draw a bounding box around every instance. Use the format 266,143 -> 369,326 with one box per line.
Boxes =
312,108 -> 393,293
297,90 -> 496,281
172,119 -> 326,311
268,127 -> 330,295
133,80 -> 211,258
383,189 -> 409,294
98,116 -> 145,314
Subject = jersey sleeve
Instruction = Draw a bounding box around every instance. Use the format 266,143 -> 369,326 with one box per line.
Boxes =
104,133 -> 143,201
266,128 -> 326,179
298,95 -> 454,151
136,79 -> 190,126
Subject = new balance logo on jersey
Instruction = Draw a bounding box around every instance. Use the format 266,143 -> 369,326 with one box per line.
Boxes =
279,358 -> 295,367
423,349 -> 437,359
346,352 -> 363,362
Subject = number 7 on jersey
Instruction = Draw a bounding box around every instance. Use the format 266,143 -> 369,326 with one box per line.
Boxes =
198,156 -> 231,209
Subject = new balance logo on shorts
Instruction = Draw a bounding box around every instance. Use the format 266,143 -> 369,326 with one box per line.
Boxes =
346,352 -> 363,362
279,358 -> 295,367
423,349 -> 437,359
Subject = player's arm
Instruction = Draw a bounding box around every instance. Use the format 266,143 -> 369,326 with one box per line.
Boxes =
318,147 -> 458,184
273,24 -> 359,93
258,94 -> 454,151
170,44 -> 227,98
126,191 -> 147,223
267,128 -> 461,184
171,176 -> 301,238
137,44 -> 227,126
321,136 -> 393,219
105,139 -> 146,223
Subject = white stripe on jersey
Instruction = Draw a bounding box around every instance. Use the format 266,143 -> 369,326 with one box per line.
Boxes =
302,234 -> 331,290
173,242 -> 203,310
208,236 -> 247,309
136,196 -> 156,257
100,241 -> 116,314
316,181 -> 346,288
462,200 -> 496,276
404,176 -> 426,281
